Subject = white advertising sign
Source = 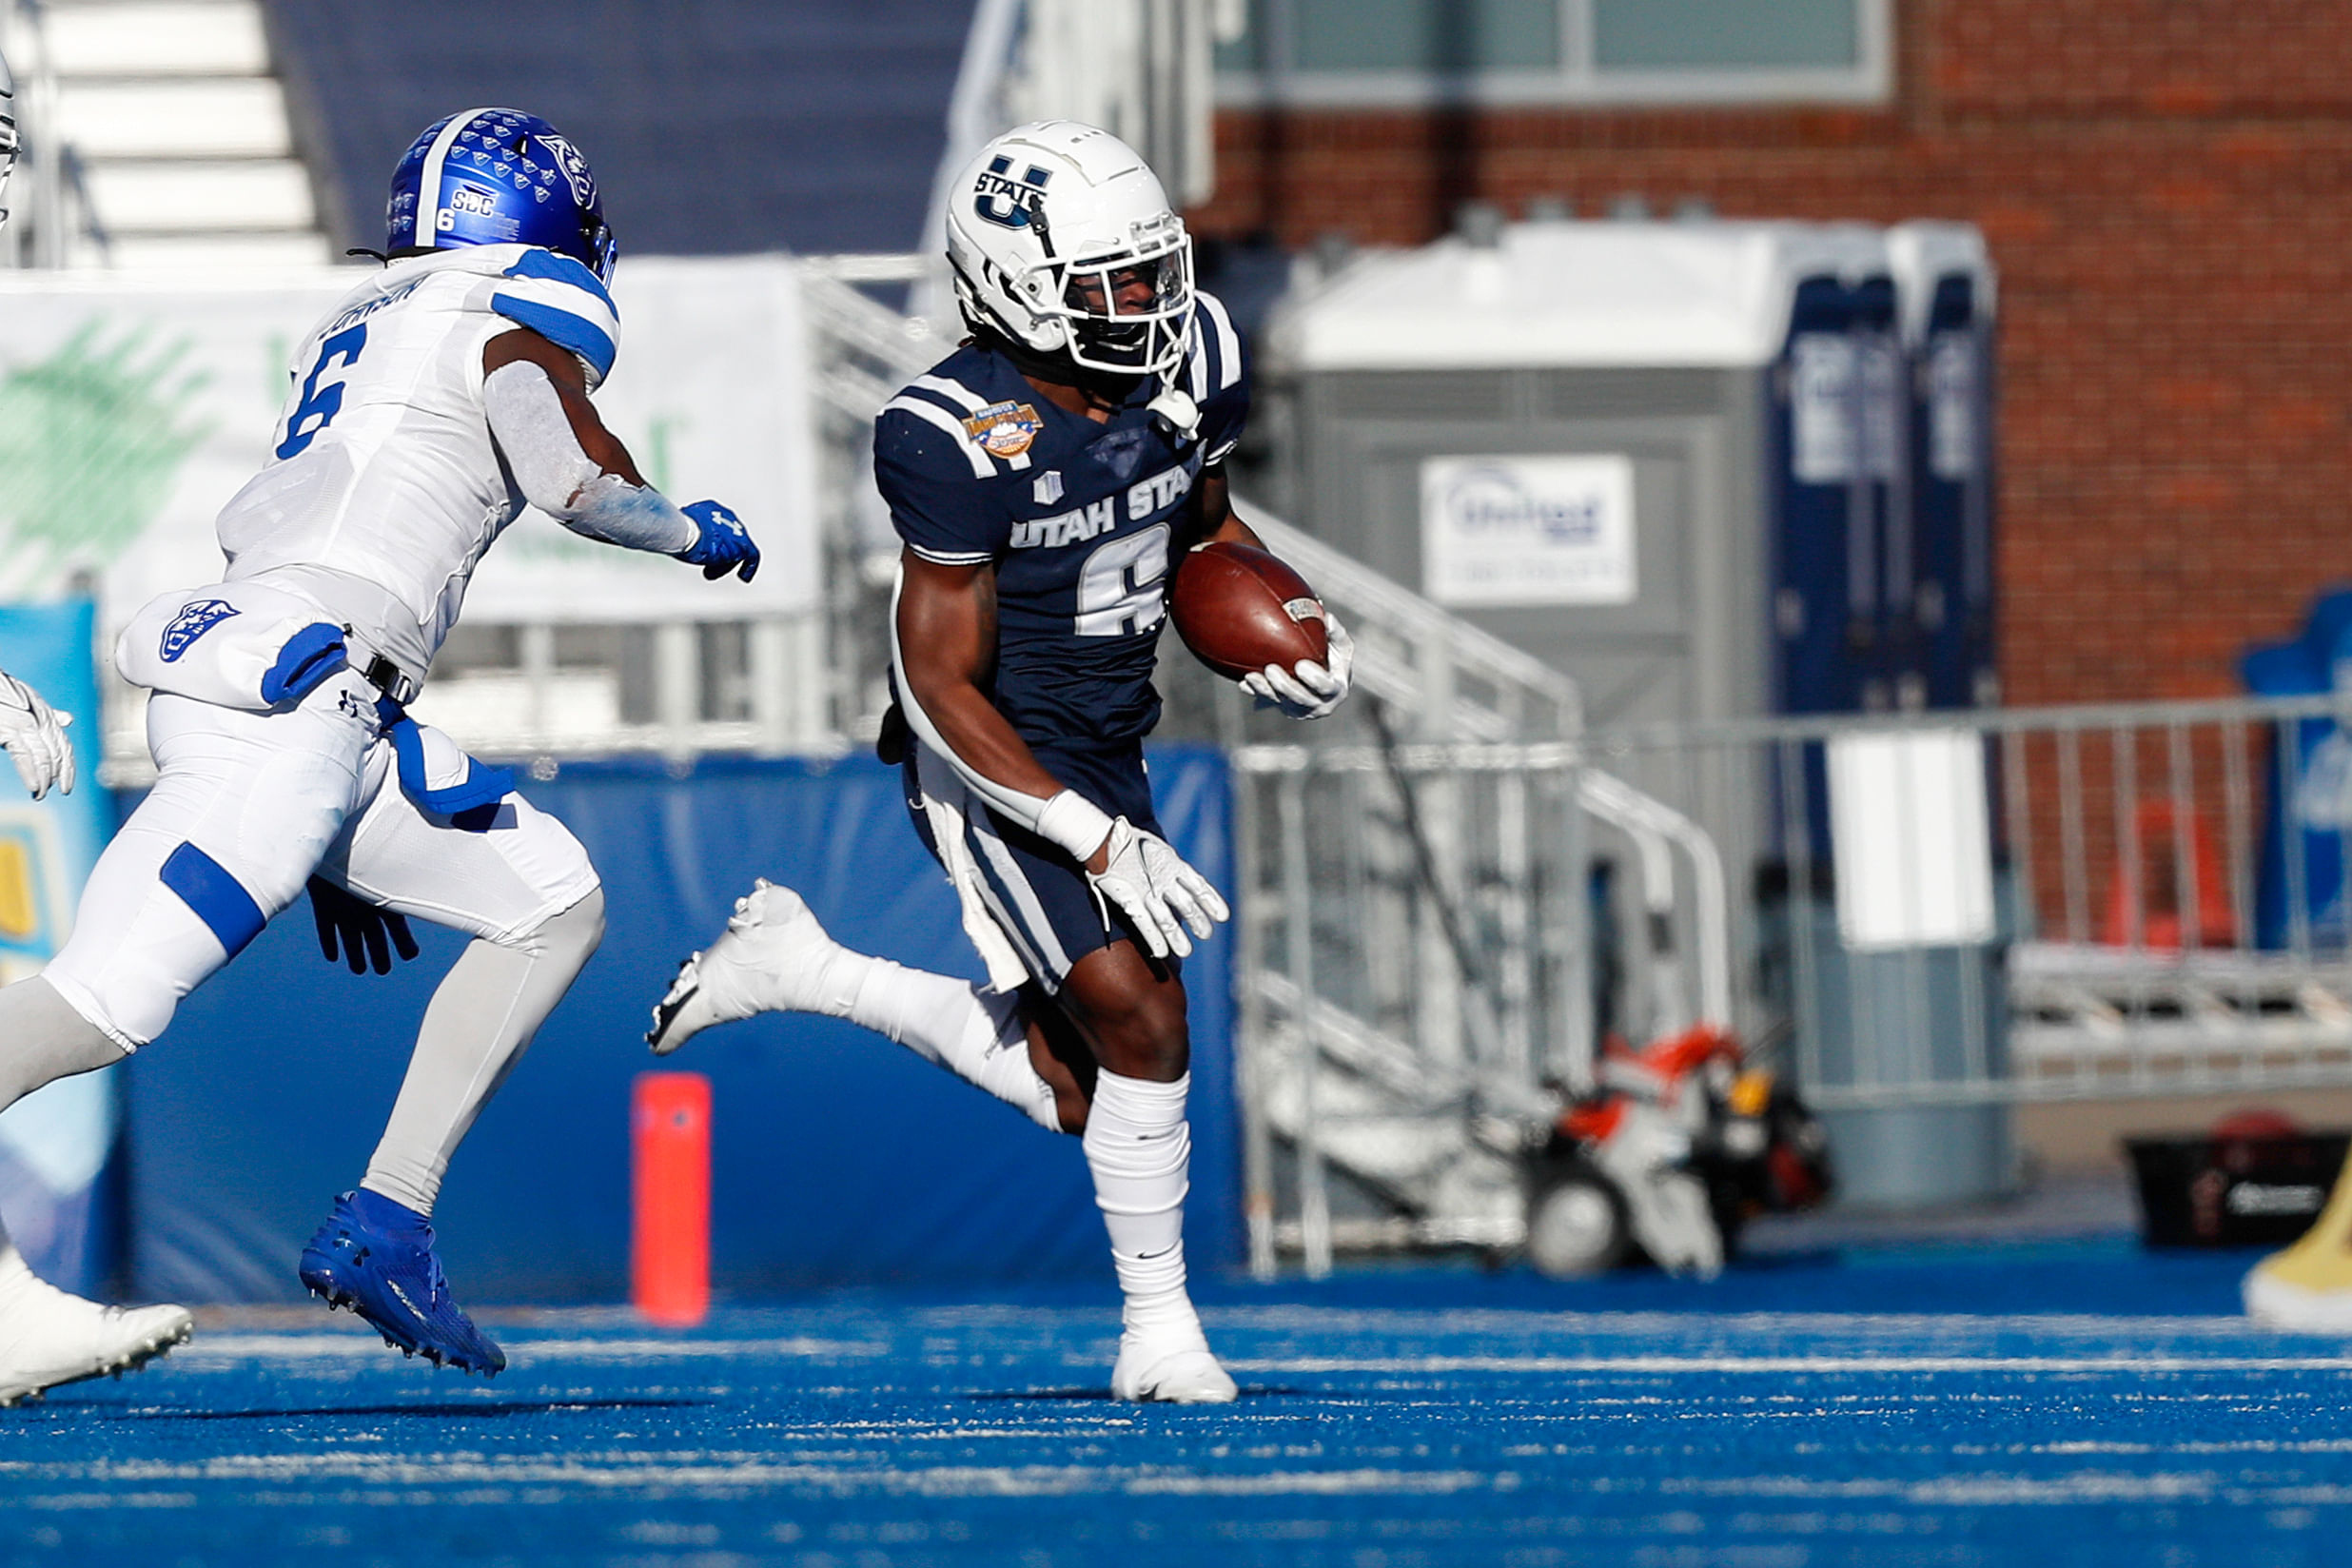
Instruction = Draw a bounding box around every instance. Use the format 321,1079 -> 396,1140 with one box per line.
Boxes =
1828,728 -> 1996,951
1419,454 -> 1637,608
0,255 -> 819,634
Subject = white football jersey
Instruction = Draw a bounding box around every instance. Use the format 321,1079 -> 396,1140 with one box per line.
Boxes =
216,244 -> 621,672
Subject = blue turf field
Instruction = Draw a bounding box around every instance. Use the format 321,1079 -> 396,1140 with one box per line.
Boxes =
6,1242 -> 2350,1567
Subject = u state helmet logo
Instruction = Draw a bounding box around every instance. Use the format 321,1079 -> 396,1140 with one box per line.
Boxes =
973,156 -> 1051,231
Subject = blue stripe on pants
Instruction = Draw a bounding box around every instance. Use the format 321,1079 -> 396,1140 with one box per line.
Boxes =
159,841 -> 266,957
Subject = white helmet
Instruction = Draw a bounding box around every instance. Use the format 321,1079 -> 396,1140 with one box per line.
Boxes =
944,121 -> 1194,392
0,51 -> 15,229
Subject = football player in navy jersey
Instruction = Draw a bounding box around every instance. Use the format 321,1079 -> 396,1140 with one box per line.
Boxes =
650,122 -> 1350,1402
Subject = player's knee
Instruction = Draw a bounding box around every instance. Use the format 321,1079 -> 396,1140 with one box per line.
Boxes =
504,884 -> 605,967
1085,985 -> 1188,1081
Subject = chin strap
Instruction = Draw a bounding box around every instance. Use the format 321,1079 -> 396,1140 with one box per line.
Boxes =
1147,384 -> 1200,442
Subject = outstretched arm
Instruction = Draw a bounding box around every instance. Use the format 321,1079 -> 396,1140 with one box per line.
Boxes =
480,328 -> 759,580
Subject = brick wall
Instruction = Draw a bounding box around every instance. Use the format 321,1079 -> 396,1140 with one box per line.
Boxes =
1194,0 -> 2352,704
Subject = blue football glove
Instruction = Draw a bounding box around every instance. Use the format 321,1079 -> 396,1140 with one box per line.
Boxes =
676,500 -> 760,582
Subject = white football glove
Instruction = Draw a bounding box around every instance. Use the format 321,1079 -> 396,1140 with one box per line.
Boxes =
1239,611 -> 1353,721
1087,815 -> 1230,960
0,670 -> 75,801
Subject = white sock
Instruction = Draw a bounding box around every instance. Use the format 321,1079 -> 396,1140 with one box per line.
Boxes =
363,891 -> 605,1216
1083,1069 -> 1200,1337
810,949 -> 1061,1132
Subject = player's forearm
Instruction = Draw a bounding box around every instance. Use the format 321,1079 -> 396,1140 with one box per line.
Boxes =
900,671 -> 1064,806
891,566 -> 1112,864
481,361 -> 696,554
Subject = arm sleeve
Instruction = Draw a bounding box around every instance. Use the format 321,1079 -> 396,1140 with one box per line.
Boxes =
482,360 -> 697,555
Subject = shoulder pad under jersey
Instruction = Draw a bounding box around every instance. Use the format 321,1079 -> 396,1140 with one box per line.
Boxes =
489,247 -> 621,387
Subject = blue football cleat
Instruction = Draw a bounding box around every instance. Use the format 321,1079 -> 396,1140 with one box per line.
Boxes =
298,1189 -> 506,1376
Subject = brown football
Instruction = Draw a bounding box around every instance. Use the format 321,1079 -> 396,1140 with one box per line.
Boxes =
1169,541 -> 1329,681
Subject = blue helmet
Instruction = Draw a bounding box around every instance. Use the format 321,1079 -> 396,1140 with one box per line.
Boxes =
384,108 -> 617,282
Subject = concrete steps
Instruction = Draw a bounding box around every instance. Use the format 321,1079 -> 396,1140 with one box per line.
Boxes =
10,0 -> 334,269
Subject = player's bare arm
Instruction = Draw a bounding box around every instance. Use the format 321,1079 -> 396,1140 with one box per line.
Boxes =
893,552 -> 1083,843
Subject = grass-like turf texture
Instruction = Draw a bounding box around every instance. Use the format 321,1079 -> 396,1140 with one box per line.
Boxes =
4,1240 -> 2347,1567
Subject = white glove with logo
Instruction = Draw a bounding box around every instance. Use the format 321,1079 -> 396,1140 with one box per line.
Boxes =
0,670 -> 75,801
1086,815 -> 1231,960
1240,612 -> 1354,721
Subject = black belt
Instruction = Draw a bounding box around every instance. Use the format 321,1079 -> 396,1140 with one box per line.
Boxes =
358,649 -> 420,707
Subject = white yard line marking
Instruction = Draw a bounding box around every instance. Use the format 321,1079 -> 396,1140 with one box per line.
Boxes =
174,1336 -> 887,1363
1224,1354 -> 2352,1375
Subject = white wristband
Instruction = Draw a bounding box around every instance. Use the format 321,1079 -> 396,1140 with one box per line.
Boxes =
1033,789 -> 1115,864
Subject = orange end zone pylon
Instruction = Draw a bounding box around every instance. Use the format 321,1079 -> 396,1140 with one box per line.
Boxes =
632,1071 -> 711,1327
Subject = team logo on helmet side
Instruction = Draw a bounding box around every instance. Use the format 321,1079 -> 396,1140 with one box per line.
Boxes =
535,131 -> 598,208
973,156 -> 1052,232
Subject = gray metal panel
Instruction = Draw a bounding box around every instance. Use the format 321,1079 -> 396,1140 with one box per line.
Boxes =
1289,365 -> 1772,733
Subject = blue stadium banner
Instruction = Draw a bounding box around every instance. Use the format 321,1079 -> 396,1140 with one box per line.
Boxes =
0,599 -> 118,1295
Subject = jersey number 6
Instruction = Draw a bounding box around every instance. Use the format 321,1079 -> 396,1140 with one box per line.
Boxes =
1074,522 -> 1170,638
276,323 -> 369,461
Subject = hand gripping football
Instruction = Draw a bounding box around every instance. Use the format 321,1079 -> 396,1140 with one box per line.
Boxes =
1169,541 -> 1329,682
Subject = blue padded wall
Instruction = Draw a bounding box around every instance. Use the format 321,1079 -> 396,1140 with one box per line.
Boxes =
262,0 -> 975,256
126,747 -> 1239,1303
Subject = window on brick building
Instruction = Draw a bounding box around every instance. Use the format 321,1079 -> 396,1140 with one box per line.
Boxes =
1217,0 -> 1890,105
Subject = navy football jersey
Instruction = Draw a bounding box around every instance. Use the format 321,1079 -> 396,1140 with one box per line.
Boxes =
875,292 -> 1249,751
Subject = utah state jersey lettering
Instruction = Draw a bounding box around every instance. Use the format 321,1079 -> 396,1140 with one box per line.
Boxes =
874,292 -> 1248,750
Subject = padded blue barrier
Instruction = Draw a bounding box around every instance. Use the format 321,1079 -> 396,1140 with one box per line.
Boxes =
2244,601 -> 2352,950
127,746 -> 1238,1303
262,0 -> 975,257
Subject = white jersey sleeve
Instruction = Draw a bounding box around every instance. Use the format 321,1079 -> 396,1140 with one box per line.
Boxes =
214,245 -> 622,673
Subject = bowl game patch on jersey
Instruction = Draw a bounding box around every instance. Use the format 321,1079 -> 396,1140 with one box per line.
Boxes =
963,401 -> 1044,461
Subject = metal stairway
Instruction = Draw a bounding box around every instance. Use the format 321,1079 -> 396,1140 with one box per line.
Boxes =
3,0 -> 330,269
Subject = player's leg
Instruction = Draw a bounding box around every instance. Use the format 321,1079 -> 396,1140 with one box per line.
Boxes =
648,743 -> 1075,1127
295,765 -> 604,1374
0,980 -> 189,1406
2245,1143 -> 2352,1330
649,879 -> 1072,1131
0,686 -> 369,1401
1050,942 -> 1236,1403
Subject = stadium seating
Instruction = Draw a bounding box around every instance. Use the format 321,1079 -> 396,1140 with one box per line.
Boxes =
260,0 -> 977,257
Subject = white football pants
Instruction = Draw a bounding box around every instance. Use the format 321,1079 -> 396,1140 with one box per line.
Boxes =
43,674 -> 599,1049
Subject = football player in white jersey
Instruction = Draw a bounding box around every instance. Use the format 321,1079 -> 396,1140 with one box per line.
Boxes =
0,54 -> 82,808
0,108 -> 760,1403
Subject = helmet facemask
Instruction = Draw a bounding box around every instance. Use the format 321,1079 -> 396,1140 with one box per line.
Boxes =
1048,218 -> 1194,383
0,56 -> 16,231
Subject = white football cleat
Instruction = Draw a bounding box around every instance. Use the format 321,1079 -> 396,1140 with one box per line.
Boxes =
647,879 -> 850,1054
0,1254 -> 192,1407
1110,1319 -> 1239,1404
